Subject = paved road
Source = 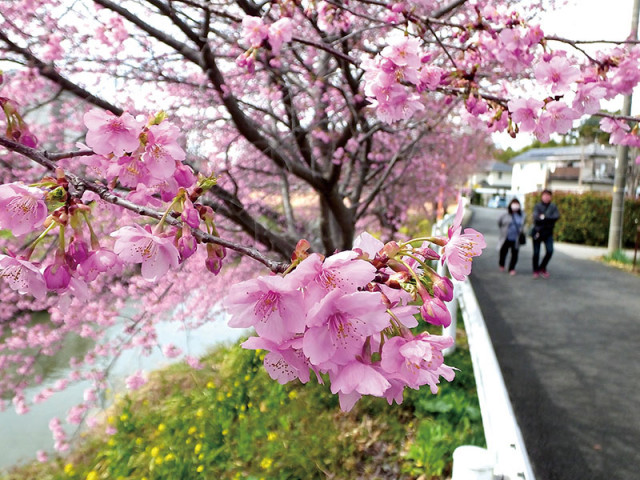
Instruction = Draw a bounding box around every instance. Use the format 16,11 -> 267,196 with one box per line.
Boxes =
467,206 -> 640,480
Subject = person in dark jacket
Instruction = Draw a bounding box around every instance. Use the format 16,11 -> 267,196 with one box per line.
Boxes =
531,189 -> 560,278
498,198 -> 526,275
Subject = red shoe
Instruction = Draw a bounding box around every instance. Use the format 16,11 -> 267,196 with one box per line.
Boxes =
499,266 -> 505,272
533,272 -> 540,279
541,270 -> 550,279
509,270 -> 516,276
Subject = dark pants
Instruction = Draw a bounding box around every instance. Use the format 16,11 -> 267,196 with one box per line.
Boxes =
533,235 -> 554,272
499,240 -> 519,271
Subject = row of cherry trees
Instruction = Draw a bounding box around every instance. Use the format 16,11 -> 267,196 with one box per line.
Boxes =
0,0 -> 639,458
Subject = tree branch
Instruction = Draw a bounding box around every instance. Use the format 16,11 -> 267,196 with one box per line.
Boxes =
0,31 -> 123,115
0,137 -> 289,273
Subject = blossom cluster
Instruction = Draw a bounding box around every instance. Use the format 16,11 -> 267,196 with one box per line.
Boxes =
236,16 -> 293,72
224,201 -> 486,411
0,109 -> 225,308
356,7 -> 640,147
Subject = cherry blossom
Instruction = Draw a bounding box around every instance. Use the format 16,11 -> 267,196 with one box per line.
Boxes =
111,225 -> 180,282
0,182 -> 48,236
441,200 -> 487,281
0,254 -> 47,299
83,109 -> 144,156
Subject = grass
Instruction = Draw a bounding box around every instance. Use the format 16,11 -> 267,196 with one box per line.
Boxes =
601,249 -> 639,275
2,320 -> 484,480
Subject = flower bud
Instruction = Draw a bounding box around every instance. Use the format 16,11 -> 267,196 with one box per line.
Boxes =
431,274 -> 454,302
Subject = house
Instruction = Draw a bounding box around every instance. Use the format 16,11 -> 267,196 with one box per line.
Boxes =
509,143 -> 617,195
468,161 -> 514,206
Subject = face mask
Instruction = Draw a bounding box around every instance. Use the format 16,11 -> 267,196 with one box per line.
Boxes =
511,205 -> 520,212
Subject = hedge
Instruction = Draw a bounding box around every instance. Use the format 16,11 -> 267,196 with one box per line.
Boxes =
524,191 -> 640,248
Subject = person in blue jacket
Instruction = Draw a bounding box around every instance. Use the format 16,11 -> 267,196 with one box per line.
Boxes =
531,189 -> 560,278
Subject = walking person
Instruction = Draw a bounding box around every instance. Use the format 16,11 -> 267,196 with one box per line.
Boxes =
498,198 -> 526,275
531,189 -> 560,278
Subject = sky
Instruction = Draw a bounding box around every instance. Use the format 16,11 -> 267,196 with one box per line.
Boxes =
493,0 -> 638,150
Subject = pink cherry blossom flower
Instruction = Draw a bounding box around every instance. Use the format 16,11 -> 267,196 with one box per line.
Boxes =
600,117 -> 631,145
84,109 -> 144,156
108,155 -> 152,188
329,360 -> 391,411
292,251 -> 376,303
125,370 -> 147,390
508,97 -> 544,133
352,231 -> 384,258
185,355 -> 203,370
242,16 -> 268,48
465,94 -> 488,116
534,55 -> 581,95
572,82 -> 607,115
77,247 -> 119,281
0,182 -> 48,235
162,344 -> 182,358
66,238 -> 90,269
541,100 -> 579,135
242,336 -> 311,384
418,65 -> 444,92
143,122 -> 185,180
268,18 -> 293,54
381,35 -> 421,69
0,254 -> 47,299
381,333 -> 455,391
111,224 -> 180,282
440,199 -> 486,281
302,289 -> 389,369
224,270 -> 311,343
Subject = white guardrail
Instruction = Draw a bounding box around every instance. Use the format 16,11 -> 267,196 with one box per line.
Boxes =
431,205 -> 535,480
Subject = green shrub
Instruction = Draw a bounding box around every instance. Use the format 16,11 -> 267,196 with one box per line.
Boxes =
525,191 -> 640,247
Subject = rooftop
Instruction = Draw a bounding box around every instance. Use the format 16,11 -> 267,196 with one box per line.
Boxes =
509,143 -> 616,164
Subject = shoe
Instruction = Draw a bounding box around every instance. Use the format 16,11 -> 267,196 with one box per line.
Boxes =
533,272 -> 540,279
540,270 -> 550,279
499,266 -> 505,272
509,270 -> 516,276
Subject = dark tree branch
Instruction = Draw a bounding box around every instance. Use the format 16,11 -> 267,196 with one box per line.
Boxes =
0,31 -> 123,115
0,137 -> 288,273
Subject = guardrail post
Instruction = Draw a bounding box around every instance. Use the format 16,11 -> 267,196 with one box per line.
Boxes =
451,445 -> 495,480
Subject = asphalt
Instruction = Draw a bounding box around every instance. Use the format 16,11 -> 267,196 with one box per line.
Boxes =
466,206 -> 640,480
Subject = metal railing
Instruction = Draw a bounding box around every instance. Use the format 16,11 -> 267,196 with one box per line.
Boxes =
431,205 -> 536,480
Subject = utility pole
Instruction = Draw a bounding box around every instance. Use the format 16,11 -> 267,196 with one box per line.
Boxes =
608,0 -> 640,254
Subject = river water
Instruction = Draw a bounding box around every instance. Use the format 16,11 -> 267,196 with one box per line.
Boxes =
0,315 -> 247,471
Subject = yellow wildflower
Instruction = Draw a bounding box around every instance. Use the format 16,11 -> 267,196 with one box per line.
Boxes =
260,457 -> 273,470
86,471 -> 99,480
